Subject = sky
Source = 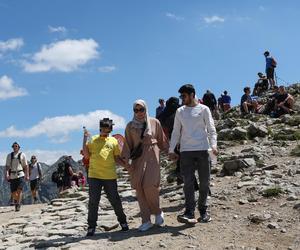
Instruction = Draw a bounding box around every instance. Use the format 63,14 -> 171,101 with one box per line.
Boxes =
0,0 -> 299,164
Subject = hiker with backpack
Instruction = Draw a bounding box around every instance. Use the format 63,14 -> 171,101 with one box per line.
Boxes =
52,158 -> 74,193
5,142 -> 29,211
121,100 -> 168,232
82,118 -> 129,236
169,84 -> 217,224
29,155 -> 42,203
264,51 -> 277,89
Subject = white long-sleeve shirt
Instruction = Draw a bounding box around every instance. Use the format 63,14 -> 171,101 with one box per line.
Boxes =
169,103 -> 217,153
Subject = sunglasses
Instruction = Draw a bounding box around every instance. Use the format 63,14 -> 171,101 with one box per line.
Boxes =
31,157 -> 36,160
179,94 -> 188,99
134,108 -> 145,113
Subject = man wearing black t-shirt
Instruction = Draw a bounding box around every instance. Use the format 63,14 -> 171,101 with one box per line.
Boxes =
274,86 -> 294,116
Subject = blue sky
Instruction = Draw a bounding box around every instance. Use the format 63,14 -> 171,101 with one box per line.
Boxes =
0,0 -> 299,164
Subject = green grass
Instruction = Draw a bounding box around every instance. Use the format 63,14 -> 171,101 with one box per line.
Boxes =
262,186 -> 283,197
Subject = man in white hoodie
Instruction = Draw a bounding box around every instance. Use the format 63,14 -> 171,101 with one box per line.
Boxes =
169,84 -> 218,224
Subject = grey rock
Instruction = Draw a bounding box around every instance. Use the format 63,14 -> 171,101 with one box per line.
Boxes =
237,181 -> 256,189
287,195 -> 298,201
293,203 -> 300,210
267,222 -> 279,229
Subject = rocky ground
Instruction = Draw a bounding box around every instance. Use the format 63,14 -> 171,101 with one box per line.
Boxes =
0,84 -> 300,249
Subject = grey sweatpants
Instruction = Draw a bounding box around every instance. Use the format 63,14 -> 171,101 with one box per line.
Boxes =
180,150 -> 210,214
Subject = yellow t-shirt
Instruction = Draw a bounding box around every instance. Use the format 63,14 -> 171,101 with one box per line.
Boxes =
87,135 -> 120,179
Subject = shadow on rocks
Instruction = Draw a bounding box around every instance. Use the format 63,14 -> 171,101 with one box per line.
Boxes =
33,224 -> 193,248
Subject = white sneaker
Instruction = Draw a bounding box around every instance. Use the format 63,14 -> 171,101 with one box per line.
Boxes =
138,221 -> 153,232
155,211 -> 164,226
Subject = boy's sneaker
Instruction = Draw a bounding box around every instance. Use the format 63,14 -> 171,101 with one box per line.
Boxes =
86,227 -> 96,237
177,211 -> 197,224
199,212 -> 211,223
155,211 -> 164,226
120,223 -> 129,231
138,221 -> 153,232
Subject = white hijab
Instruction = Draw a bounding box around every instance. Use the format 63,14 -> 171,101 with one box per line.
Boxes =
132,99 -> 152,137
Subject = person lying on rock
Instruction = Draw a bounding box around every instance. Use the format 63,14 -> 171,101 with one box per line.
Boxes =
82,118 -> 129,237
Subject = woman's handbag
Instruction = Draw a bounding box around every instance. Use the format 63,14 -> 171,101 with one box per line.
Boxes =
130,122 -> 147,160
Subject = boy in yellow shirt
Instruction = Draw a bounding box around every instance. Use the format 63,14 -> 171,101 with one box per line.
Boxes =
82,118 -> 128,236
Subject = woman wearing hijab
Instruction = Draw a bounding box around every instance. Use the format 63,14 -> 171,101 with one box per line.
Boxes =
121,99 -> 168,232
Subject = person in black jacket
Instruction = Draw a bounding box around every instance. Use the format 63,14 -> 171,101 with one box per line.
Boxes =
159,97 -> 199,190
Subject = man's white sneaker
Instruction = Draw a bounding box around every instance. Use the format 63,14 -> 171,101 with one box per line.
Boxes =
155,211 -> 164,226
138,221 -> 153,232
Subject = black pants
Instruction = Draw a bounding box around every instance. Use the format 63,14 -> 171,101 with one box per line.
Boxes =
88,178 -> 127,228
180,151 -> 210,214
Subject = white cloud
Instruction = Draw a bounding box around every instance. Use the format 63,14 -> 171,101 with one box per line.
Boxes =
166,12 -> 184,21
98,66 -> 116,73
259,6 -> 265,11
0,38 -> 24,52
0,75 -> 28,100
48,25 -> 67,33
0,110 -> 126,141
0,149 -> 80,165
22,39 -> 99,73
203,15 -> 225,24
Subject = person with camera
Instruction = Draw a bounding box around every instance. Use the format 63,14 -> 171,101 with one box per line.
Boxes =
5,142 -> 29,211
121,100 -> 168,232
82,118 -> 129,236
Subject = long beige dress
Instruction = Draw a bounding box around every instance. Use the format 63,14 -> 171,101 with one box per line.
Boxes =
122,117 -> 168,223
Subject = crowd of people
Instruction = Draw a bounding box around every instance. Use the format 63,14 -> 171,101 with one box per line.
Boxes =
51,156 -> 86,192
240,51 -> 294,117
80,83 -> 217,236
4,143 -> 87,211
3,50 -> 296,237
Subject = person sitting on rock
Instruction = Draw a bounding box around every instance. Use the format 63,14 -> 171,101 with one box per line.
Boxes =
273,85 -> 294,117
83,118 -> 129,236
261,86 -> 279,115
219,91 -> 231,112
253,72 -> 269,96
240,87 -> 258,115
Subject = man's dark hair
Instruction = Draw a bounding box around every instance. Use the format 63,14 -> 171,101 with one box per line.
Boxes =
12,142 -> 20,148
224,90 -> 228,95
244,87 -> 250,93
264,51 -> 270,56
178,84 -> 196,95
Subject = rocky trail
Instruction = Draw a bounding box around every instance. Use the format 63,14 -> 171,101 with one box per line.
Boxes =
1,84 -> 300,249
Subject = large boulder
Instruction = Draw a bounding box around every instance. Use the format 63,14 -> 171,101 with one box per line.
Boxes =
247,123 -> 269,138
222,158 -> 256,175
232,127 -> 248,140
